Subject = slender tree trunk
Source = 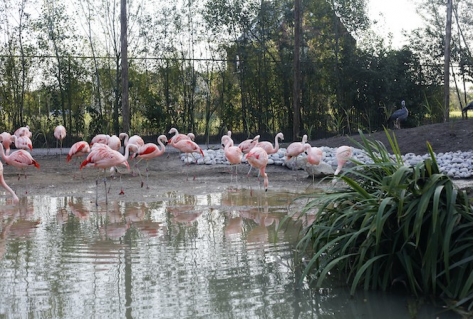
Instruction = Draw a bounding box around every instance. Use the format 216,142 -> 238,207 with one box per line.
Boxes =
121,0 -> 130,133
292,0 -> 301,140
443,0 -> 452,122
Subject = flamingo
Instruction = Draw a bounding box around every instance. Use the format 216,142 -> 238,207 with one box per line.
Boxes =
0,143 -> 40,194
249,132 -> 284,176
238,135 -> 260,154
80,143 -> 134,205
133,135 -> 168,188
107,135 -> 121,151
67,141 -> 91,179
245,146 -> 269,191
221,130 -> 232,146
11,134 -> 33,151
0,132 -> 13,155
14,126 -> 32,138
119,133 -> 144,175
285,134 -> 308,161
304,144 -> 323,165
172,139 -> 204,180
334,146 -> 353,176
0,161 -> 19,204
304,144 -> 324,183
256,132 -> 284,155
90,134 -> 110,146
222,134 -> 243,177
168,127 -> 195,146
54,125 -> 67,159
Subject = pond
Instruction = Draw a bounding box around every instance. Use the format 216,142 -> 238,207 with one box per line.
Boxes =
0,187 -> 461,318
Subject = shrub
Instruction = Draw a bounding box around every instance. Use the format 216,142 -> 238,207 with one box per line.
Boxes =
292,129 -> 473,313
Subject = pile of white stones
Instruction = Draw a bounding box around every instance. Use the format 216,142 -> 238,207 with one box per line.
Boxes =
179,146 -> 473,179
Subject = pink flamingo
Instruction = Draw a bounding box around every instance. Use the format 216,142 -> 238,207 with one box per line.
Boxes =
172,139 -> 204,180
90,134 -> 110,146
245,146 -> 269,191
119,133 -> 144,175
256,132 -> 284,155
67,141 -> 91,179
238,135 -> 260,154
107,135 -> 121,151
14,126 -> 32,138
54,125 -> 67,159
11,135 -> 33,151
304,144 -> 324,183
168,127 -> 195,146
304,144 -> 323,165
67,141 -> 91,162
0,143 -> 40,194
80,144 -> 133,205
133,135 -> 168,188
222,134 -> 243,177
285,134 -> 308,161
0,161 -> 19,204
0,132 -> 13,155
334,146 -> 353,176
221,130 -> 232,146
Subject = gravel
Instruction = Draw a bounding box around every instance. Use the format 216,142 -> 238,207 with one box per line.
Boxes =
180,146 -> 473,180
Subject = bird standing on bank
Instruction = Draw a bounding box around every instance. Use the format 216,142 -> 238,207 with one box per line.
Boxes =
245,146 -> 269,191
80,143 -> 133,205
285,134 -> 308,163
256,132 -> 284,155
0,143 -> 40,194
304,144 -> 323,166
388,100 -> 408,129
168,128 -> 195,146
222,134 -> 243,178
133,135 -> 168,188
334,146 -> 353,176
11,134 -> 33,151
238,135 -> 260,154
67,141 -> 91,179
54,125 -> 67,159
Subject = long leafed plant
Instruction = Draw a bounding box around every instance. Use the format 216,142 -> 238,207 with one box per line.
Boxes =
292,128 -> 473,313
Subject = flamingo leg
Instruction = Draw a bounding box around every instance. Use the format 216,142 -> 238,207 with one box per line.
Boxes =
145,161 -> 150,190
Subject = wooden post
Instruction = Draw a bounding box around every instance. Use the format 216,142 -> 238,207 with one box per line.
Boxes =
121,0 -> 130,133
443,0 -> 453,122
292,0 -> 302,140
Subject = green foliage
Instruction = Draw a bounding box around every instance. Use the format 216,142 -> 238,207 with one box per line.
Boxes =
291,129 -> 473,313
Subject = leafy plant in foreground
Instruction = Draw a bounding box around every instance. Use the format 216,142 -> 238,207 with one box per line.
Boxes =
292,128 -> 473,313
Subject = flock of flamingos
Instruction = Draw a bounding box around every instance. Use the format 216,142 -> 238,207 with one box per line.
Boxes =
0,125 -> 353,205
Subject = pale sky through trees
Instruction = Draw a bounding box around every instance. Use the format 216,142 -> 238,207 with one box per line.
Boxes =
367,0 -> 423,48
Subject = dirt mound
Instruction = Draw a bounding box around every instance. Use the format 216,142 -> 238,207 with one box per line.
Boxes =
306,119 -> 473,155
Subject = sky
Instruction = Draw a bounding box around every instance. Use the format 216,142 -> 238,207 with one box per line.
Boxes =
367,0 -> 424,48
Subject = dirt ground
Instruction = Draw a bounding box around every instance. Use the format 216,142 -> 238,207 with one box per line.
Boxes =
3,119 -> 473,204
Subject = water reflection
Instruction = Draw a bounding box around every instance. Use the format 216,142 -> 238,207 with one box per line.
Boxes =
0,189 -> 461,318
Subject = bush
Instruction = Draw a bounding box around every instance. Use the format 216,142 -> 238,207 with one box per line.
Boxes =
291,129 -> 473,314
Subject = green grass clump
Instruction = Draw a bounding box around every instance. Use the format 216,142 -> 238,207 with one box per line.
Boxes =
292,128 -> 472,314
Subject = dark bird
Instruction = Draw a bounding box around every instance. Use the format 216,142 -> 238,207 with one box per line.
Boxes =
388,100 -> 408,129
462,101 -> 472,119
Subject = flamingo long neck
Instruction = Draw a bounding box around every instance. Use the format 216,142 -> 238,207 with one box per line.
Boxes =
121,133 -> 129,146
0,143 -> 7,161
157,136 -> 166,153
0,173 -> 18,204
273,134 -> 280,151
124,143 -> 134,160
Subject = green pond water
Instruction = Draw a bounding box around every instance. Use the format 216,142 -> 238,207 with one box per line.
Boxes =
0,188 -> 460,318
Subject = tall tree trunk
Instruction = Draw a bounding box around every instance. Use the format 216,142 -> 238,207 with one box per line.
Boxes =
443,0 -> 452,122
292,0 -> 301,140
121,0 -> 130,133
